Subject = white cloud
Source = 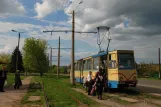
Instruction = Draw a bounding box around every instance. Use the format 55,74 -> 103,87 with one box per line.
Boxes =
34,0 -> 63,18
0,45 -> 14,53
0,22 -> 42,33
0,35 -> 25,54
0,0 -> 26,17
2,0 -> 161,64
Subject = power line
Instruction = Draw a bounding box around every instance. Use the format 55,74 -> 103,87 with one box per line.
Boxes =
74,0 -> 83,11
53,0 -> 67,30
43,30 -> 97,34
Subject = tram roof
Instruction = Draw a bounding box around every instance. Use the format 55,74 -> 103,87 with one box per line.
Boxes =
92,51 -> 107,58
75,50 -> 134,61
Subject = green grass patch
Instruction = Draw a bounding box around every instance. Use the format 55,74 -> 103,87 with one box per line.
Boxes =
42,75 -> 97,107
21,76 -> 45,106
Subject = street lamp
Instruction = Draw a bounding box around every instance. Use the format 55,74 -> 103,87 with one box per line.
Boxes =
11,30 -> 24,73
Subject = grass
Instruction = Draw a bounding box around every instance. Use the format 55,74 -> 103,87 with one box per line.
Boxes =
6,74 -> 25,87
21,76 -> 45,106
42,75 -> 97,107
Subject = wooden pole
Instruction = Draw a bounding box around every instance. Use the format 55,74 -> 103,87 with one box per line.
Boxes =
57,37 -> 60,78
50,48 -> 52,72
71,10 -> 75,85
159,48 -> 160,79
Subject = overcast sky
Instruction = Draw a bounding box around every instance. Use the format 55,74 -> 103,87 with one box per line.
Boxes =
0,0 -> 160,65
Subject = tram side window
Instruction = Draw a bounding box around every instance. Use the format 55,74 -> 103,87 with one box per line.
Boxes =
78,61 -> 83,70
109,54 -> 117,69
78,62 -> 80,70
75,63 -> 77,70
83,59 -> 92,70
94,57 -> 99,70
83,60 -> 87,70
87,59 -> 92,70
77,62 -> 79,70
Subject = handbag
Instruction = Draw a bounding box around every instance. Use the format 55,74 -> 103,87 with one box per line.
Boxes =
90,87 -> 95,95
5,80 -> 7,86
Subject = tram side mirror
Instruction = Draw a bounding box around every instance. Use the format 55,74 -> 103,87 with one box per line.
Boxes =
109,54 -> 111,60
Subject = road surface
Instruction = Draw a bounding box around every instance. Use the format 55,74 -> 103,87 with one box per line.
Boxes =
136,78 -> 161,94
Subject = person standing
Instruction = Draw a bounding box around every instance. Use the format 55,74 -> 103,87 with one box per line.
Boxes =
0,66 -> 8,92
95,68 -> 104,100
0,69 -> 3,92
14,70 -> 22,89
87,71 -> 92,95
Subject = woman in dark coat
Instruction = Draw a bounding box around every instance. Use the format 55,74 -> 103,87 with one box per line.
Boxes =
14,70 -> 22,89
95,68 -> 104,100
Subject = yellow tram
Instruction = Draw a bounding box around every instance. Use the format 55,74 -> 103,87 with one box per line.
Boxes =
74,50 -> 137,88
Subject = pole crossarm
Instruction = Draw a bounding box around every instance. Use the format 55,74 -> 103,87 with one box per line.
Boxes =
52,48 -> 71,49
43,30 -> 97,34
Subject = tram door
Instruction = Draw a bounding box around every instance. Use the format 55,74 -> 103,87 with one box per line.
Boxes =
107,53 -> 118,88
79,60 -> 83,83
100,55 -> 107,78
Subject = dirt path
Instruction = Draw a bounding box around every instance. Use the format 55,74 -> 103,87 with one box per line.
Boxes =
0,76 -> 33,107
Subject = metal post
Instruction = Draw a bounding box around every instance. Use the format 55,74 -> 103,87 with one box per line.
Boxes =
57,37 -> 60,78
16,33 -> 20,72
159,48 -> 160,79
50,48 -> 52,72
71,10 -> 75,85
48,53 -> 50,72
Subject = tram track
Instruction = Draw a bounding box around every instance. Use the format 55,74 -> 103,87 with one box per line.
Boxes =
55,84 -> 89,107
42,80 -> 89,107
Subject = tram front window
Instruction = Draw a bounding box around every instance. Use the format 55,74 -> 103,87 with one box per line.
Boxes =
118,54 -> 134,69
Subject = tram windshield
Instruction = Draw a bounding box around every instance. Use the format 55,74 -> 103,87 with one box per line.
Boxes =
118,53 -> 135,69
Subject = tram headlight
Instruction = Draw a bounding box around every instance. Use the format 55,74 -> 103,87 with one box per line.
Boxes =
133,77 -> 136,80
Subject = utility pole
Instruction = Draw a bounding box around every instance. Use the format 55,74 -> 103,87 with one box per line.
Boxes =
50,48 -> 52,72
43,11 -> 97,85
48,53 -> 50,72
16,33 -> 20,72
159,48 -> 161,79
11,30 -> 24,73
57,36 -> 60,78
71,10 -> 75,84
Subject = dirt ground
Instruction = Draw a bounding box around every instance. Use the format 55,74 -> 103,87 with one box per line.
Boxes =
72,87 -> 160,107
0,76 -> 32,107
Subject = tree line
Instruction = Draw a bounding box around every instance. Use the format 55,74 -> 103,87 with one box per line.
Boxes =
0,38 -> 49,77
